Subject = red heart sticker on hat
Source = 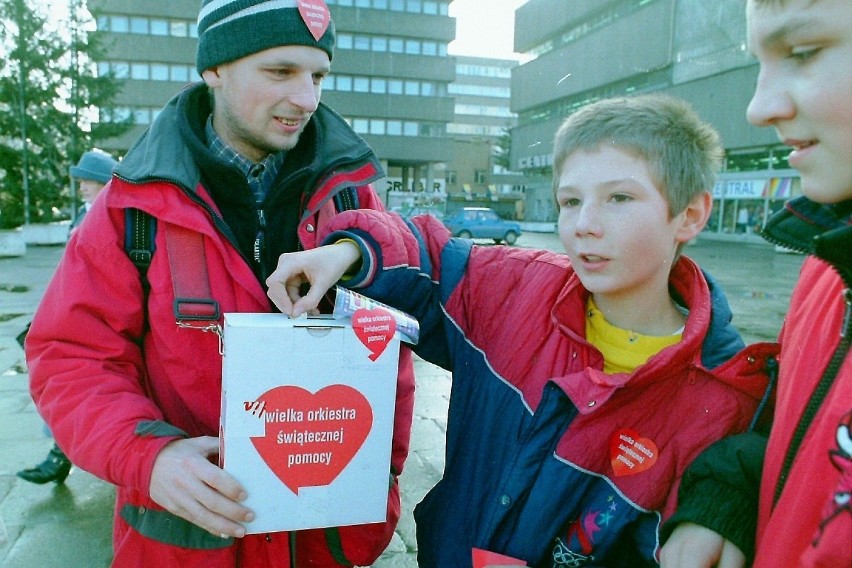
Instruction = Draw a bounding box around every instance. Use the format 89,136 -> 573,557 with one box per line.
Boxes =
250,385 -> 373,495
352,308 -> 397,361
297,0 -> 331,41
610,428 -> 658,477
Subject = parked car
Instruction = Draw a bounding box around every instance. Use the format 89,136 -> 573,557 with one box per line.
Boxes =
392,205 -> 445,220
443,207 -> 522,245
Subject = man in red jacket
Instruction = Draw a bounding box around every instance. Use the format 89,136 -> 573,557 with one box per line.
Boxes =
25,1 -> 414,566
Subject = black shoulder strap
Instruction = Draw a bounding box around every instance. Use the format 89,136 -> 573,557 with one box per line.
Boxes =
124,208 -> 157,297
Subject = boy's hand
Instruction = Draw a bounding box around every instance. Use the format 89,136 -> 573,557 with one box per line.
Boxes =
266,242 -> 362,317
659,523 -> 745,568
149,436 -> 253,539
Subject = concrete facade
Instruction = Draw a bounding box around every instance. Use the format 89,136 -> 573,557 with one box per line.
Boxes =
510,0 -> 799,227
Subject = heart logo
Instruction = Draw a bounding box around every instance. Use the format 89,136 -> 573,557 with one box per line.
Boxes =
352,308 -> 397,361
610,428 -> 658,477
250,385 -> 373,494
297,0 -> 331,41
472,548 -> 526,567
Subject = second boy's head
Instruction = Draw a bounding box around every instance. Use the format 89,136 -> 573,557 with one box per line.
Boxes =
746,0 -> 852,204
553,95 -> 720,308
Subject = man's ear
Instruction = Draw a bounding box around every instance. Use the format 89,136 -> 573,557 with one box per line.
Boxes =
201,67 -> 222,87
675,191 -> 712,243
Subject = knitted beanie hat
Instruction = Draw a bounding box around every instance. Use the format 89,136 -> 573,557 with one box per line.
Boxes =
70,150 -> 118,184
196,0 -> 336,75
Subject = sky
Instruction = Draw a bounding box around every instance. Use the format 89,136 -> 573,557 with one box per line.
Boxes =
448,0 -> 529,60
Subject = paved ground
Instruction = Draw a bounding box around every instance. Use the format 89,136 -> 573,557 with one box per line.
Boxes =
0,232 -> 803,567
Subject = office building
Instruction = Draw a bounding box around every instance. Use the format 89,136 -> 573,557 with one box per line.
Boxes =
443,55 -> 526,220
511,0 -> 796,234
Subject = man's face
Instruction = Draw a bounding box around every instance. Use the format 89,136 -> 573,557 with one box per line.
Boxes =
202,45 -> 331,162
746,0 -> 852,203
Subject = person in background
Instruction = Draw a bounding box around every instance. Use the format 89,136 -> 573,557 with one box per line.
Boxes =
16,149 -> 118,486
265,94 -> 778,567
660,1 -> 851,566
69,149 -> 119,232
24,0 -> 415,565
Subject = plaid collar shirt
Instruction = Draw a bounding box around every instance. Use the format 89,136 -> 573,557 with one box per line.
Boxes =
205,117 -> 286,203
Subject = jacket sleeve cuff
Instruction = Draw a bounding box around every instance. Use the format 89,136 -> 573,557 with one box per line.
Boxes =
661,477 -> 758,563
323,230 -> 378,287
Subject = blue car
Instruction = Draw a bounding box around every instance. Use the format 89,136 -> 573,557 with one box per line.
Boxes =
443,207 -> 522,245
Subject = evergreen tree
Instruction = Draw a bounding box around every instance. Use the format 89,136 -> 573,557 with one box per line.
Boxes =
0,0 -> 128,229
492,126 -> 512,172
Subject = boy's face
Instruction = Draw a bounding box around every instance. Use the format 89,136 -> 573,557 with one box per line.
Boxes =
747,0 -> 852,203
556,146 -> 706,308
202,45 -> 331,163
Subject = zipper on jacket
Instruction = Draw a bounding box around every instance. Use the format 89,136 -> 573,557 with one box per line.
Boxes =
254,208 -> 267,279
773,287 -> 852,507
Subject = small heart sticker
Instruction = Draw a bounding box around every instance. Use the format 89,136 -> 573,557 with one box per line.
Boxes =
610,428 -> 658,477
297,0 -> 331,41
250,385 -> 373,494
352,308 -> 397,361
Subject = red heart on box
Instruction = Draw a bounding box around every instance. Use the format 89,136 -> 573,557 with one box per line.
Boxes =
352,308 -> 397,361
250,385 -> 373,494
297,0 -> 331,41
610,428 -> 658,477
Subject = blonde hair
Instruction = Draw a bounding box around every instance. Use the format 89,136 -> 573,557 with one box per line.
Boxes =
552,94 -> 723,218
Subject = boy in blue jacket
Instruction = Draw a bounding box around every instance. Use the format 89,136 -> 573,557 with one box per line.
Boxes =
266,94 -> 778,567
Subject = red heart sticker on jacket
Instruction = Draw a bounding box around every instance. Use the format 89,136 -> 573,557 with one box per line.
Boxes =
297,0 -> 331,41
352,308 -> 397,361
250,385 -> 373,494
610,428 -> 658,477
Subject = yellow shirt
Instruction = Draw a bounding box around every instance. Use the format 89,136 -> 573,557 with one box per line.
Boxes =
585,297 -> 684,374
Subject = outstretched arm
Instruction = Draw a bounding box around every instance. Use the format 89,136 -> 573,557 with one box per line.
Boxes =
266,241 -> 361,317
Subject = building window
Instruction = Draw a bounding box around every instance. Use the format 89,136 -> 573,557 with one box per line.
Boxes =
131,63 -> 149,80
353,118 -> 369,134
109,16 -> 129,33
387,120 -> 402,135
370,119 -> 385,135
150,19 -> 168,36
336,75 -> 353,91
446,170 -> 457,184
405,39 -> 421,55
337,33 -> 353,49
170,65 -> 189,82
129,17 -> 148,34
170,21 -> 188,37
354,77 -> 370,92
151,64 -> 169,81
474,170 -> 487,184
354,35 -> 371,50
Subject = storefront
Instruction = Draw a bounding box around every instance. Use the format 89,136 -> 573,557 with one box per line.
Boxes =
707,171 -> 800,236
